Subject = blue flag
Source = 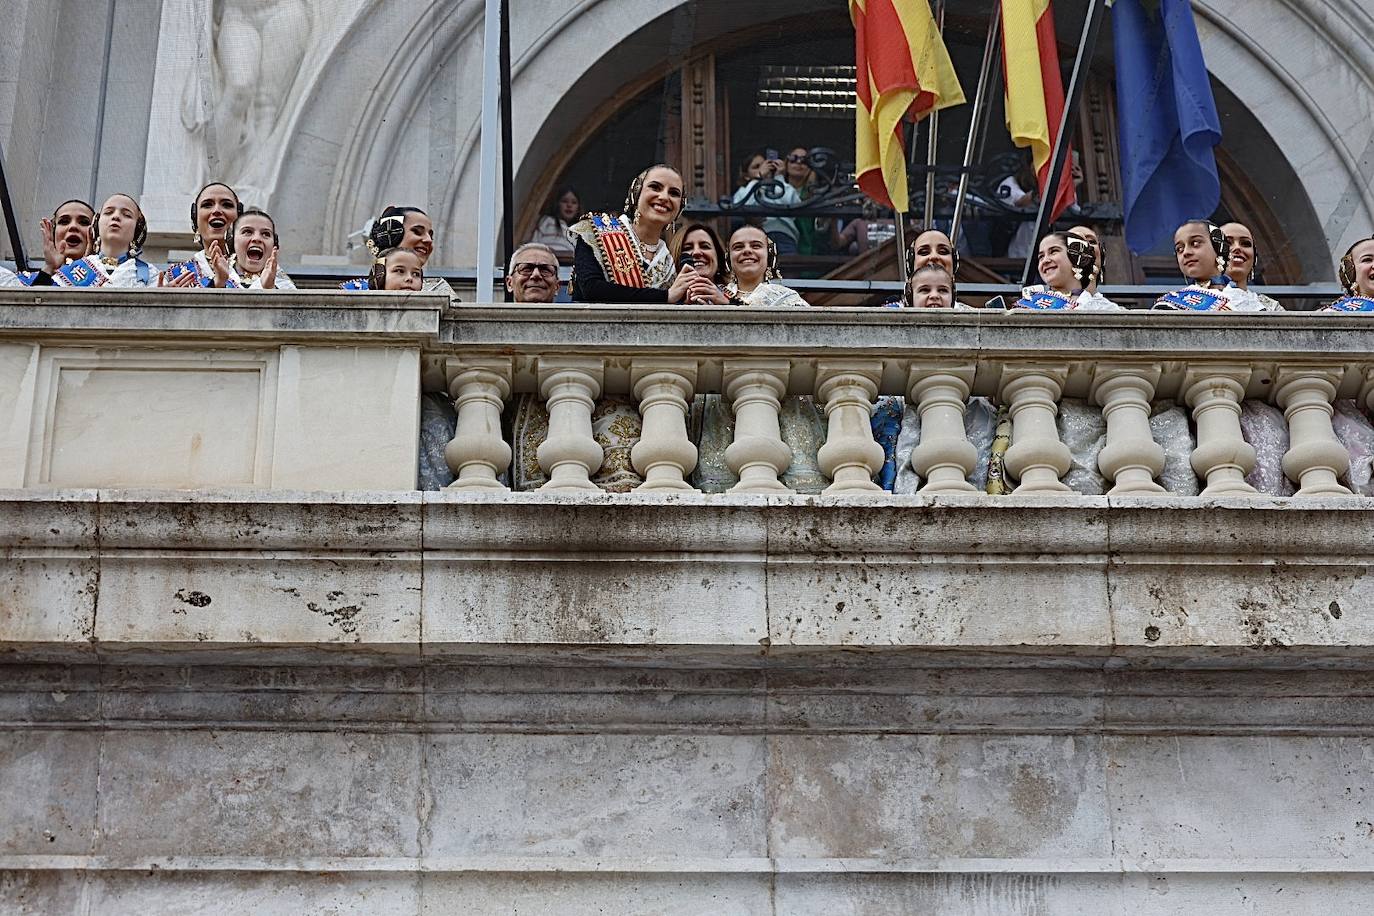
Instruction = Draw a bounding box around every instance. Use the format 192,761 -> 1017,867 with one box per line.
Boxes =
1113,0 -> 1222,253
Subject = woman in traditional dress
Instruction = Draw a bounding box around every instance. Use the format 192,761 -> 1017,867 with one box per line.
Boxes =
529,186 -> 579,257
568,164 -> 712,304
1326,236 -> 1374,312
341,210 -> 408,290
21,199 -> 95,285
161,182 -> 243,288
1221,222 -> 1282,311
670,222 -> 730,299
721,225 -> 807,307
229,207 -> 296,289
1154,220 -> 1267,311
47,193 -> 160,287
1014,232 -> 1122,311
900,228 -> 980,309
341,206 -> 440,291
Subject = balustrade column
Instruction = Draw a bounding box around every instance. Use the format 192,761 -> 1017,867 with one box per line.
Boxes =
443,357 -> 513,490
1275,366 -> 1351,496
999,364 -> 1072,494
536,358 -> 605,491
630,359 -> 698,491
907,363 -> 977,493
1090,365 -> 1166,495
723,360 -> 794,493
1183,365 -> 1257,496
816,361 -> 885,494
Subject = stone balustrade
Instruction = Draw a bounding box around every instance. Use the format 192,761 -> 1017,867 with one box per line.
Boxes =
436,303 -> 1374,499
8,291 -> 1374,912
7,289 -> 1374,497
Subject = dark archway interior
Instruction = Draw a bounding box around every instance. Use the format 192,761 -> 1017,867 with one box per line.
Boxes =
521,1 -> 1328,283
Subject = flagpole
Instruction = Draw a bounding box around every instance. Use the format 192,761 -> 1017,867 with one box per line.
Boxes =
475,0 -> 501,302
950,1 -> 1002,250
1019,0 -> 1107,287
897,120 -> 916,288
0,138 -> 26,271
922,0 -> 946,229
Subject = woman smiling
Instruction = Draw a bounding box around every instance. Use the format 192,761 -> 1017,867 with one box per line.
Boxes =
569,164 -> 717,304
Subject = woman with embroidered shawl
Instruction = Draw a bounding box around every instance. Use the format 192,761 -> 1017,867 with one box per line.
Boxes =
568,164 -> 715,304
1153,220 -> 1267,312
1325,237 -> 1374,312
161,182 -> 243,288
1014,232 -> 1122,311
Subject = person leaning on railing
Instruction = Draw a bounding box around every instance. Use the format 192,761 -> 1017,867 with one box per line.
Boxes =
1154,220 -> 1269,312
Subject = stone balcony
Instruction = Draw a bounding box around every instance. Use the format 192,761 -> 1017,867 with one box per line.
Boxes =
4,289 -> 1374,913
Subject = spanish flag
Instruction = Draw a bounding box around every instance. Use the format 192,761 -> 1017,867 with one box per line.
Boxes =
1001,0 -> 1076,220
851,0 -> 965,212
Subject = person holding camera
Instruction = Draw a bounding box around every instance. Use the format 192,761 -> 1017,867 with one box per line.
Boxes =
730,148 -> 802,256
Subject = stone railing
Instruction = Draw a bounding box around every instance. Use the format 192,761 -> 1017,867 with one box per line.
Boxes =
8,291 -> 1374,911
0,288 -> 440,490
5,290 -> 1374,497
437,303 -> 1374,499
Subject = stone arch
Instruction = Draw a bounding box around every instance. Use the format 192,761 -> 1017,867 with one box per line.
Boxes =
268,0 -> 1373,273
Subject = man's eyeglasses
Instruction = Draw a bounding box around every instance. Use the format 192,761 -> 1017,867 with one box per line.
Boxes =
512,262 -> 558,278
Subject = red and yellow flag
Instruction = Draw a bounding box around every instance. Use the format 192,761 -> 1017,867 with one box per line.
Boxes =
1001,0 -> 1076,220
851,0 -> 965,212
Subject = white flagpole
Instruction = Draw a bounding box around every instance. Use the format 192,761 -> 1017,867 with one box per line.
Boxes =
475,0 -> 502,302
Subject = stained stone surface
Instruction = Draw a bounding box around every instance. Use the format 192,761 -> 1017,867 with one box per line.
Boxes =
5,489 -> 1374,911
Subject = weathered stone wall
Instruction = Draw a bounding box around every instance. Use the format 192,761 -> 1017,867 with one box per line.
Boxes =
4,490 -> 1374,913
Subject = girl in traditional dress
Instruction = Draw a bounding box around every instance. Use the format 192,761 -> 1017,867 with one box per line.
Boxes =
21,199 -> 95,285
341,206 -> 446,292
162,182 -> 244,288
907,263 -> 955,309
670,222 -> 730,301
900,229 -> 979,309
1015,232 -> 1122,311
721,225 -> 807,307
229,207 -> 296,289
48,194 -> 160,287
1221,222 -> 1282,311
568,164 -> 713,304
1326,237 -> 1374,312
368,247 -> 424,292
1154,220 -> 1267,311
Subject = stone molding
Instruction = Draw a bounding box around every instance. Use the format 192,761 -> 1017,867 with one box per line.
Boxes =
3,488 -> 1370,661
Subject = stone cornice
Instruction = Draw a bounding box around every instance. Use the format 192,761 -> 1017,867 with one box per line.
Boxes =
0,289 -> 446,345
4,488 -> 1370,665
